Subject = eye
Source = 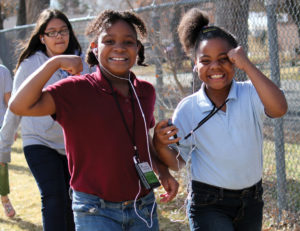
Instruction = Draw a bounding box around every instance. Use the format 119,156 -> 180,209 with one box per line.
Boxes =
124,40 -> 135,45
219,57 -> 229,64
103,39 -> 114,45
199,59 -> 210,65
47,31 -> 57,37
60,29 -> 69,35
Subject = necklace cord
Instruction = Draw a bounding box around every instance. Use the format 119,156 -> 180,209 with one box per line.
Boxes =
183,99 -> 229,140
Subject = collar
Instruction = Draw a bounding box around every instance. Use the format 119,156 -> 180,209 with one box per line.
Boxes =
197,80 -> 237,112
94,65 -> 142,97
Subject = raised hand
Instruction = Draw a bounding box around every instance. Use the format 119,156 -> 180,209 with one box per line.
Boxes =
227,46 -> 251,71
57,55 -> 83,76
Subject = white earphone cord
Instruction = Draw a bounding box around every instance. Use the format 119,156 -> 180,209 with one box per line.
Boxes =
97,58 -> 156,228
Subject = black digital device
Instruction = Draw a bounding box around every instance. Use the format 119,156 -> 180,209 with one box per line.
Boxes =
133,156 -> 161,190
167,119 -> 180,146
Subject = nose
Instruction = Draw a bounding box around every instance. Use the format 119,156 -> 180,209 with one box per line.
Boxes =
210,60 -> 221,69
113,43 -> 126,52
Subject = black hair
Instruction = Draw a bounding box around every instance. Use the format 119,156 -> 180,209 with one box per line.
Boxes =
178,8 -> 238,58
15,8 -> 82,73
85,10 -> 147,67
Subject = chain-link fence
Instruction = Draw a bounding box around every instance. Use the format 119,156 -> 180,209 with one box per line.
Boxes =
0,0 -> 299,229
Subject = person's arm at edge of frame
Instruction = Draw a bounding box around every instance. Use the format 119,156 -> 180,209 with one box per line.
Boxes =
9,55 -> 83,117
0,93 -> 11,167
0,91 -> 11,165
153,119 -> 185,171
227,46 -> 288,118
149,134 -> 179,203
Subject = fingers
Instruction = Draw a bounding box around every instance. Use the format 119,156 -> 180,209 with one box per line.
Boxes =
154,119 -> 181,145
159,178 -> 179,203
59,55 -> 83,75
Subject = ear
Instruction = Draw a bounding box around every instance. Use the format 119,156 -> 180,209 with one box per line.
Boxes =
90,42 -> 98,56
193,58 -> 198,72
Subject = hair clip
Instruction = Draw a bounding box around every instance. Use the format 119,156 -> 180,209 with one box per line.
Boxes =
90,42 -> 97,49
201,26 -> 218,34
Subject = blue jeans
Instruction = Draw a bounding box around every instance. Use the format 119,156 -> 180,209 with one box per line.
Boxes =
187,180 -> 264,231
24,145 -> 74,231
72,190 -> 159,231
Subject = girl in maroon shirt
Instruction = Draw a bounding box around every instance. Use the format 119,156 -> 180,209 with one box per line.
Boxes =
9,10 -> 178,231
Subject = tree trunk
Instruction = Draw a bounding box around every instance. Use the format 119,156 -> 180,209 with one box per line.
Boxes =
215,0 -> 250,81
0,4 -> 3,30
17,0 -> 26,26
26,0 -> 50,24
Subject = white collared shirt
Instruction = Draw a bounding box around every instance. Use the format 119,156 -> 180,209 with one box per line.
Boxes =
172,80 -> 265,189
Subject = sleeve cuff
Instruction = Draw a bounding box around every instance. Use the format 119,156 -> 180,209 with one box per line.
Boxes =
0,152 -> 11,163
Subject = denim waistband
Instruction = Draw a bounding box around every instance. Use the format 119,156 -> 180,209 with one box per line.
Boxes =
72,190 -> 155,210
191,180 -> 262,198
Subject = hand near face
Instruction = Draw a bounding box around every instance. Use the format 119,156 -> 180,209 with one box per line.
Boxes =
56,55 -> 83,75
227,46 -> 252,71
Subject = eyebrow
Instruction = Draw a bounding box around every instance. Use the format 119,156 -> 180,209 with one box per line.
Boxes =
199,52 -> 228,58
103,31 -> 137,38
45,25 -> 68,31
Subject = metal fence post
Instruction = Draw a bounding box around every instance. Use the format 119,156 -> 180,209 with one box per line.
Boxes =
151,9 -> 164,121
265,0 -> 288,218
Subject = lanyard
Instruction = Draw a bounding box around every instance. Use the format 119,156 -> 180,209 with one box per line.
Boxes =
183,98 -> 229,141
103,75 -> 139,158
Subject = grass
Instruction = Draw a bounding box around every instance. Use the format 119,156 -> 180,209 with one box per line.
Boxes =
0,137 -> 42,231
0,136 -> 299,230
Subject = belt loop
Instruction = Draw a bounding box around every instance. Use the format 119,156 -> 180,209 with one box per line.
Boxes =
219,188 -> 224,200
100,199 -> 106,209
138,196 -> 146,210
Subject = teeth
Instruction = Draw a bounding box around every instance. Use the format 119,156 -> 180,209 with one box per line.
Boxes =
111,57 -> 126,61
210,74 -> 223,79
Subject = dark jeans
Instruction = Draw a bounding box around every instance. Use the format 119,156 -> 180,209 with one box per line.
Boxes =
24,145 -> 74,231
187,180 -> 264,231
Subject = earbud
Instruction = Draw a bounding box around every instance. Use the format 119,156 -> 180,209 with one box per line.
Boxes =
193,65 -> 197,72
41,37 -> 45,44
90,42 -> 98,57
92,48 -> 98,56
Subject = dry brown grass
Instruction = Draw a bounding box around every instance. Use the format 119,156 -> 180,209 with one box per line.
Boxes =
1,136 -> 299,231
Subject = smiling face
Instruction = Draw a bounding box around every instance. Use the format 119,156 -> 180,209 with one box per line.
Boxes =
41,18 -> 70,57
97,19 -> 139,77
195,38 -> 235,95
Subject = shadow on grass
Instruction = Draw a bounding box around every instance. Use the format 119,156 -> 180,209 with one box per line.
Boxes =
12,146 -> 24,154
8,163 -> 32,176
156,188 -> 190,231
263,178 -> 300,229
158,211 -> 189,231
0,217 -> 42,231
263,178 -> 300,212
